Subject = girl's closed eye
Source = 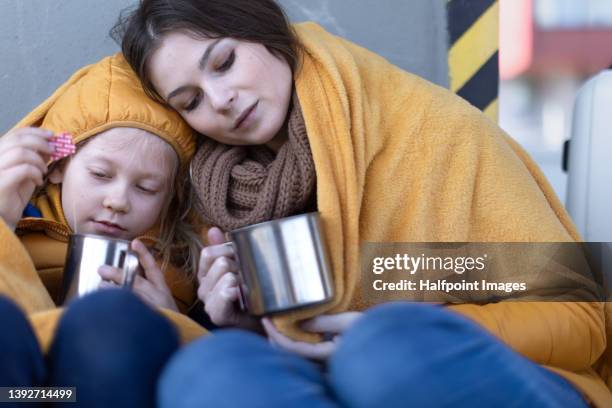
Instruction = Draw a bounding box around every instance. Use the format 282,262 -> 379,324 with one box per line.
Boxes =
136,183 -> 160,194
89,168 -> 111,179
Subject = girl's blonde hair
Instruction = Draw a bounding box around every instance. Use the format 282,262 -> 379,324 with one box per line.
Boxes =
157,161 -> 203,279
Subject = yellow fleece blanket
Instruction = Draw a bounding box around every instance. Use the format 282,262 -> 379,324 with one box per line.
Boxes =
273,22 -> 611,406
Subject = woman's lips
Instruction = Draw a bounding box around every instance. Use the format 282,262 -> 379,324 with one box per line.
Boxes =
92,221 -> 126,237
234,102 -> 258,130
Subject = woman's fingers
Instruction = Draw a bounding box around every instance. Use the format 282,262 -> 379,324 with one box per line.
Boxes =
300,312 -> 363,334
207,227 -> 226,245
261,313 -> 364,360
198,243 -> 235,280
197,227 -> 231,280
199,256 -> 238,300
202,272 -> 240,325
203,271 -> 239,301
261,318 -> 336,361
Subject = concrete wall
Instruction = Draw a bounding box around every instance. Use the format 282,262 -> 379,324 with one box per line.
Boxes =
0,0 -> 448,133
278,0 -> 448,85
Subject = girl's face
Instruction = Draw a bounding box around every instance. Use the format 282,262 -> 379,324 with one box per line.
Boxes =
148,32 -> 293,148
51,128 -> 177,240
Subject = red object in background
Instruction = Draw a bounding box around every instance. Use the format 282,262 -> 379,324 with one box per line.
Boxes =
500,0 -> 612,78
530,29 -> 612,75
500,0 -> 533,80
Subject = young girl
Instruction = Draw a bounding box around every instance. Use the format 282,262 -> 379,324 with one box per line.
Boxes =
0,52 -> 204,314
0,52 -> 207,404
116,0 -> 610,406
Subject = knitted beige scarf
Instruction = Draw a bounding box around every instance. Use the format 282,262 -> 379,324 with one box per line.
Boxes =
190,96 -> 316,231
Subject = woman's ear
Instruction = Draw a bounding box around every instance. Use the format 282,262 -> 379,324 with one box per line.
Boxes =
48,163 -> 64,184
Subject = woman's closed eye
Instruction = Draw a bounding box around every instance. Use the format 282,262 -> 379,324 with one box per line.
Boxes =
182,50 -> 235,113
216,50 -> 235,72
183,93 -> 202,112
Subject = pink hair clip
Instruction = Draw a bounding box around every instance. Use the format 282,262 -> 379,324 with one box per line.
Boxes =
49,132 -> 76,161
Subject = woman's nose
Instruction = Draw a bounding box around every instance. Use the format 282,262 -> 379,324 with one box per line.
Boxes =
102,184 -> 130,213
206,82 -> 237,113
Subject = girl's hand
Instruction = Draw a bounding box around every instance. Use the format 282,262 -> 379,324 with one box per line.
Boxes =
98,239 -> 178,311
0,128 -> 53,229
262,312 -> 363,361
197,227 -> 260,330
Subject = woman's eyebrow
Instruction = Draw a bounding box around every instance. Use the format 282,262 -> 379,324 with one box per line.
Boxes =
166,38 -> 223,102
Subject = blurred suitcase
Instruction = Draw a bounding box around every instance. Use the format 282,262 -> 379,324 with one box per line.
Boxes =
566,70 -> 612,241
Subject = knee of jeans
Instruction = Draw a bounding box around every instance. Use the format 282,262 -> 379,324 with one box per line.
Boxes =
329,303 -> 492,402
53,289 -> 178,359
0,296 -> 33,335
343,302 -> 456,347
159,330 -> 268,404
163,329 -> 268,379
63,288 -> 142,318
60,289 -> 166,332
0,296 -> 44,381
339,302 -> 487,353
0,297 -> 39,351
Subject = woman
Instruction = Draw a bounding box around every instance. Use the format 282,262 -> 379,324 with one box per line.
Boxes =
115,0 -> 611,406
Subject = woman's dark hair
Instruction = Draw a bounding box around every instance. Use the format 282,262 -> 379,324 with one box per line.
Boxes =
111,0 -> 301,102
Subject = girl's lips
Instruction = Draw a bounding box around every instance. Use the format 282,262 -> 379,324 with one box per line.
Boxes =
92,221 -> 126,237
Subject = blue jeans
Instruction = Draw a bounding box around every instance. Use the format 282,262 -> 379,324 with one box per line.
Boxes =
0,289 -> 179,408
159,303 -> 588,408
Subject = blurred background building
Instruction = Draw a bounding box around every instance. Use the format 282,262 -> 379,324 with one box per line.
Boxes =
499,0 -> 612,203
1,0 -> 610,211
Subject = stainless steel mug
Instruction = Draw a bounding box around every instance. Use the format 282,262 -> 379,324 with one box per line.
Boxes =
62,233 -> 141,304
228,212 -> 334,315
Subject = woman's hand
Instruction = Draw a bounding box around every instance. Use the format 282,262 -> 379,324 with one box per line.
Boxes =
98,239 -> 178,311
262,312 -> 363,361
0,127 -> 53,230
197,227 -> 260,330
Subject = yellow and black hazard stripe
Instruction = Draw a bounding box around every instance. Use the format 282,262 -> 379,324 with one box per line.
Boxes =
447,0 -> 499,122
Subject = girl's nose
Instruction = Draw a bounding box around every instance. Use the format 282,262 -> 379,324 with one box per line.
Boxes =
102,184 -> 130,213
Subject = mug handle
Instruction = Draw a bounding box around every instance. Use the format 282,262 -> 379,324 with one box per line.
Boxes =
222,241 -> 247,312
119,250 -> 140,288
